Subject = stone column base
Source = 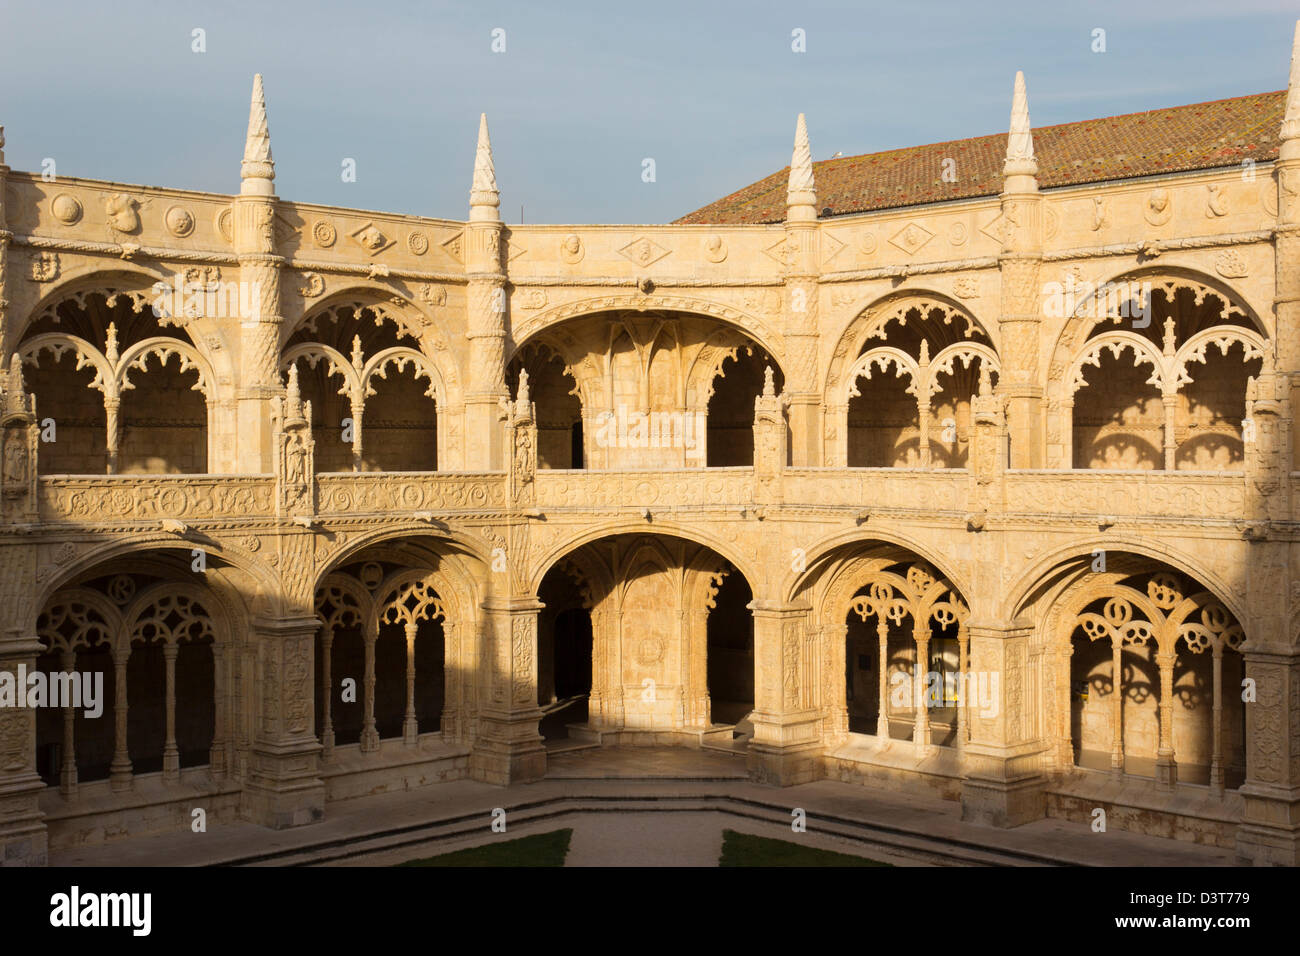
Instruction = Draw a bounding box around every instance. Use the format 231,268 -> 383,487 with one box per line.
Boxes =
746,740 -> 822,786
469,737 -> 546,786
240,743 -> 325,830
0,775 -> 47,866
960,773 -> 1046,828
1235,786 -> 1300,865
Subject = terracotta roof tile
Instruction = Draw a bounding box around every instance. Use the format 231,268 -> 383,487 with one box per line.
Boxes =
675,91 -> 1285,224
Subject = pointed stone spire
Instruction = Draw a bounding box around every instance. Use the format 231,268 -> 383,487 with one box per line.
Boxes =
284,364 -> 304,422
1284,21 -> 1300,144
240,74 -> 275,195
0,125 -> 6,166
516,367 -> 530,405
786,113 -> 817,220
978,362 -> 993,398
763,365 -> 777,398
4,355 -> 30,417
919,339 -> 931,366
470,113 -> 500,219
1003,71 -> 1038,179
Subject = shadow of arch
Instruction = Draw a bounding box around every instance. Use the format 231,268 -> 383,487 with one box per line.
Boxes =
1079,433 -> 1163,471
1175,432 -> 1244,470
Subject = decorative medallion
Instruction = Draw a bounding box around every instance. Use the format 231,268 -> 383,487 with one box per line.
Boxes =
518,289 -> 548,310
50,193 -> 83,225
1214,250 -> 1248,279
350,221 -> 394,255
618,236 -> 671,267
312,219 -> 337,247
889,221 -> 934,256
948,221 -> 968,246
408,231 -> 429,255
216,206 -> 234,244
561,234 -> 585,263
1043,205 -> 1059,239
165,205 -> 196,237
636,636 -> 666,666
104,193 -> 141,234
1144,188 -> 1173,226
29,252 -> 59,282
704,234 -> 727,263
821,233 -> 846,266
298,271 -> 325,297
859,229 -> 878,255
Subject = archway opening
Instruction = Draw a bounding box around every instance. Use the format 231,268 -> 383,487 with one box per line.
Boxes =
508,345 -> 583,469
705,567 -> 754,724
847,371 -> 918,467
1059,562 -> 1246,792
118,354 -> 207,474
706,348 -> 782,467
538,533 -> 755,741
537,560 -> 593,741
312,535 -> 472,759
34,550 -> 234,795
286,301 -> 440,473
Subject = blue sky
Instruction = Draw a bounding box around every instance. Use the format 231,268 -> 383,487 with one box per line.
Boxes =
1,0 -> 1296,224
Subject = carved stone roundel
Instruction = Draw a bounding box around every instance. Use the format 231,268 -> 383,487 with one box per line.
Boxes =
50,193 -> 84,225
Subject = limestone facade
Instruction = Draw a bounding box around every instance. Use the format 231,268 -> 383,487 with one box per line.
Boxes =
3,34 -> 1300,866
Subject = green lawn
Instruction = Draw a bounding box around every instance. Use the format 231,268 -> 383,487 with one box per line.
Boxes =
719,829 -> 891,867
397,828 -> 572,867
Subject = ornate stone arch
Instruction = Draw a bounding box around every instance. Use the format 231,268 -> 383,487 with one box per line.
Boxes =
825,289 -> 996,402
361,347 -> 443,405
510,294 -> 788,378
527,522 -> 761,599
13,266 -> 233,389
1046,266 -> 1265,397
35,587 -> 123,654
10,266 -> 168,354
782,530 -> 973,610
123,581 -> 224,652
288,288 -> 463,408
117,336 -> 215,399
33,538 -> 275,629
374,570 -> 449,628
1065,332 -> 1166,399
1003,538 -> 1247,627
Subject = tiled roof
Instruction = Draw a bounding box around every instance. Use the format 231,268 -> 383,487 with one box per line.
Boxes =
676,91 -> 1286,225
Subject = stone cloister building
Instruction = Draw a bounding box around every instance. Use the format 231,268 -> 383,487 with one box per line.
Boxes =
2,29 -> 1300,867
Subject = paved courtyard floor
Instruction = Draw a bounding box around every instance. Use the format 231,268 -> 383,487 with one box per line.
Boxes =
48,748 -> 1237,868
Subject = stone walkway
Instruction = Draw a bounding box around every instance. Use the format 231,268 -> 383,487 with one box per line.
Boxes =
47,748 -> 1238,868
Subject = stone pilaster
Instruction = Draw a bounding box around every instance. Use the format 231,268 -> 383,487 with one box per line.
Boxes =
469,597 -> 546,785
997,72 -> 1044,469
235,74 -> 283,474
0,629 -> 47,866
747,602 -> 821,785
0,125 -> 10,354
240,615 -> 324,829
960,621 -> 1047,827
1276,23 -> 1300,455
1236,643 -> 1300,864
464,114 -> 508,471
783,114 -> 823,466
